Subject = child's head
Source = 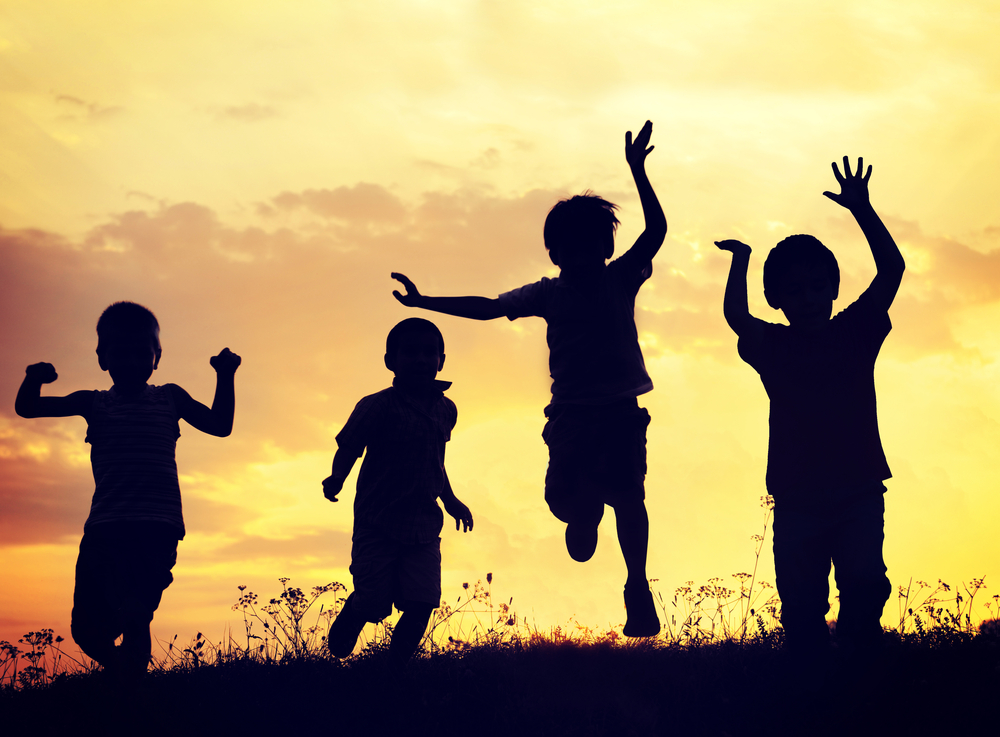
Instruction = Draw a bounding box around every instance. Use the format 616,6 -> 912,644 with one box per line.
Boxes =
384,318 -> 446,384
763,235 -> 840,328
96,301 -> 161,390
543,193 -> 620,270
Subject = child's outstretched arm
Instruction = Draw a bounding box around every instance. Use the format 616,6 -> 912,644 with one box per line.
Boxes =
439,469 -> 473,532
15,363 -> 94,418
391,273 -> 504,320
823,156 -> 905,311
170,348 -> 241,437
622,120 -> 668,265
715,240 -> 764,339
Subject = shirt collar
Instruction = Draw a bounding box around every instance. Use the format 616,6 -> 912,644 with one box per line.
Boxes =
391,377 -> 452,394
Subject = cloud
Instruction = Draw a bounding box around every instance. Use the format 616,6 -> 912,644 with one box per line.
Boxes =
194,528 -> 352,565
639,306 -> 733,361
0,418 -> 93,546
266,183 -> 408,225
53,93 -> 122,121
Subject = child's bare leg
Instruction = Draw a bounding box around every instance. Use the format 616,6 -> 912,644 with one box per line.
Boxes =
614,499 -> 649,587
389,602 -> 434,663
327,593 -> 367,658
117,598 -> 154,676
71,534 -> 122,670
615,499 -> 660,637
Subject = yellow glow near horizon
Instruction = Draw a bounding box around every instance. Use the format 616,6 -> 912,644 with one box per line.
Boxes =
2,1 -> 999,650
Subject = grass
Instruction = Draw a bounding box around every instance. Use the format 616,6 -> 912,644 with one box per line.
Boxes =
2,590 -> 997,737
2,499 -> 998,736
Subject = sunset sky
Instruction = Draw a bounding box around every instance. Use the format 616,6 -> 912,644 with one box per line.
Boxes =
2,1 -> 999,652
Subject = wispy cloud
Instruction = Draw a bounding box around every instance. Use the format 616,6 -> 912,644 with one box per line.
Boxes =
52,93 -> 122,121
215,103 -> 280,122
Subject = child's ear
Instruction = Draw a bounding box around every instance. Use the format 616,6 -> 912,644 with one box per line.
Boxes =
97,349 -> 109,372
604,234 -> 614,260
384,353 -> 397,373
438,353 -> 446,372
546,247 -> 559,266
764,289 -> 782,310
154,350 -> 161,370
831,283 -> 840,301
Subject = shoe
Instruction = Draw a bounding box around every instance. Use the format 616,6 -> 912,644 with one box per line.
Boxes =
623,583 -> 660,637
565,521 -> 598,562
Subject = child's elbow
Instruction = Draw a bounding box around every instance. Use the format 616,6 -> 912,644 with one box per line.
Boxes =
477,300 -> 504,320
207,419 -> 234,437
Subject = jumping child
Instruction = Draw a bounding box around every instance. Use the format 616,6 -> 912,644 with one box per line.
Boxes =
390,121 -> 667,636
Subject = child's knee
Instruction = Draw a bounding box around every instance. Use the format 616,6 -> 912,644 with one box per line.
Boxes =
351,594 -> 392,623
839,573 -> 891,607
397,600 -> 435,619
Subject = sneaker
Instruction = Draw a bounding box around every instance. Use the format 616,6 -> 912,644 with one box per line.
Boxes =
565,521 -> 599,562
623,583 -> 660,637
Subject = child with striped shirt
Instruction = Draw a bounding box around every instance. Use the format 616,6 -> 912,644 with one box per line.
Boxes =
15,301 -> 240,678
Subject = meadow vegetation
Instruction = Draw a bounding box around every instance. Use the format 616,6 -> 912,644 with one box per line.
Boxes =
2,500 -> 998,735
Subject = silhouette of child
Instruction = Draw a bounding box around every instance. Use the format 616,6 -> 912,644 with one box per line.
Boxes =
322,318 -> 473,663
390,121 -> 667,636
716,157 -> 905,660
14,301 -> 241,678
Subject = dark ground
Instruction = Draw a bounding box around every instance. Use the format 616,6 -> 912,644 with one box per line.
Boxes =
2,635 -> 998,736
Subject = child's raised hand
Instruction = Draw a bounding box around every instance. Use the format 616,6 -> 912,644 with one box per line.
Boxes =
25,363 -> 58,384
391,272 -> 423,307
625,120 -> 655,170
715,239 -> 752,257
823,156 -> 872,211
444,497 -> 474,533
210,348 -> 242,375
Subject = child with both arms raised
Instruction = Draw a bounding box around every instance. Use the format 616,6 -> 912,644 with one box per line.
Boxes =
715,157 -> 905,662
322,318 -> 474,663
15,301 -> 241,678
391,120 -> 667,636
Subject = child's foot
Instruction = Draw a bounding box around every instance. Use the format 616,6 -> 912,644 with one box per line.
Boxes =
565,521 -> 598,562
622,583 -> 660,637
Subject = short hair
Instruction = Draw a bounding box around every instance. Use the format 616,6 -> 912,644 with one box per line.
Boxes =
763,234 -> 840,298
96,301 -> 161,356
543,193 -> 620,266
385,318 -> 445,358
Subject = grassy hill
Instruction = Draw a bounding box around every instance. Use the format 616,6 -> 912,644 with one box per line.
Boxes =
3,571 -> 998,736
2,632 -> 998,737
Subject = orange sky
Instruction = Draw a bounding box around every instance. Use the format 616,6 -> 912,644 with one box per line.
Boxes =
2,1 -> 999,651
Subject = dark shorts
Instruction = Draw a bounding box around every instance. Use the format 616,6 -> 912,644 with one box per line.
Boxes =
542,399 -> 650,524
350,525 -> 442,622
72,522 -> 179,651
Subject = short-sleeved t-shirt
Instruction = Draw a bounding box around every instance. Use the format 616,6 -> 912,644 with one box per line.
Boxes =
84,384 -> 185,537
497,253 -> 653,405
737,291 -> 892,501
336,381 -> 457,544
